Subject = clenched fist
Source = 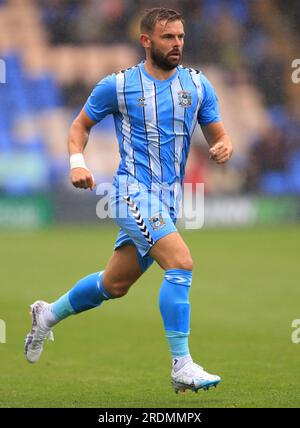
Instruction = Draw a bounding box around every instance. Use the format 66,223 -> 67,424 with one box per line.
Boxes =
209,140 -> 233,164
70,167 -> 96,190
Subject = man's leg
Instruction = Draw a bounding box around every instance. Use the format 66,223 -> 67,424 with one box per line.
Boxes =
48,244 -> 143,323
149,232 -> 221,392
102,245 -> 144,298
150,231 -> 193,364
25,245 -> 143,363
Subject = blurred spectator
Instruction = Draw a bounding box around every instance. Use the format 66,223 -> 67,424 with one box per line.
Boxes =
245,125 -> 289,193
1,0 -> 299,196
276,0 -> 300,37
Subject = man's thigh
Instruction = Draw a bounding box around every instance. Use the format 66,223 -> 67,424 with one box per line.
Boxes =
111,190 -> 177,260
149,231 -> 192,271
102,244 -> 144,289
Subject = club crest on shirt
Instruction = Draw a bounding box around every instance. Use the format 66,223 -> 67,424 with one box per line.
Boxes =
137,97 -> 147,107
178,90 -> 192,108
149,212 -> 166,231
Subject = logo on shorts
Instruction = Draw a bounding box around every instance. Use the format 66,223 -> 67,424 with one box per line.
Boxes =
149,213 -> 166,231
178,90 -> 192,108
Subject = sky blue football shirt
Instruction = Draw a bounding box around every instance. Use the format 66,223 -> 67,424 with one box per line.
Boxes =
84,61 -> 221,210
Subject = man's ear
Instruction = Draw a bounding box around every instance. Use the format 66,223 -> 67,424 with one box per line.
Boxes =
140,33 -> 151,48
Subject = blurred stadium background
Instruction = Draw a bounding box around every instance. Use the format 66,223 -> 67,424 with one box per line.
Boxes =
0,0 -> 300,228
1,0 -> 300,408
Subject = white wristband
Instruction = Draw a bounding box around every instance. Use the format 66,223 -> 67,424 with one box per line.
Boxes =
70,153 -> 87,170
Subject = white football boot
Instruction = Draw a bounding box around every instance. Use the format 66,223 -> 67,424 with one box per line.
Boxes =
24,300 -> 54,363
172,361 -> 221,393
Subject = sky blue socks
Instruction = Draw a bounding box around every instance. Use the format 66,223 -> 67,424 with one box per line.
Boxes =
159,269 -> 192,358
51,271 -> 112,321
48,267 -> 193,365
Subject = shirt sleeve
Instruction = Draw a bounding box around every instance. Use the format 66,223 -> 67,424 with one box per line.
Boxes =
84,74 -> 118,122
197,74 -> 221,126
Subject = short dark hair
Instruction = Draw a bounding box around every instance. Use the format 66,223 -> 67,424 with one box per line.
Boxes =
140,7 -> 184,34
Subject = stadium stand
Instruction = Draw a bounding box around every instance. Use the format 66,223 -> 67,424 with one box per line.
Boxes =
0,0 -> 299,197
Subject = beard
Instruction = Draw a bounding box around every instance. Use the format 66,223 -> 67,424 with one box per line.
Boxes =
150,44 -> 182,71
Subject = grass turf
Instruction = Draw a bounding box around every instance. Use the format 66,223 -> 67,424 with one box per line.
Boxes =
0,224 -> 300,408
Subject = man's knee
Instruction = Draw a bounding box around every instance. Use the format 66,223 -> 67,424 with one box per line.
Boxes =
108,286 -> 129,299
161,247 -> 193,271
102,245 -> 143,299
102,277 -> 135,299
158,253 -> 193,271
171,253 -> 193,271
149,232 -> 193,271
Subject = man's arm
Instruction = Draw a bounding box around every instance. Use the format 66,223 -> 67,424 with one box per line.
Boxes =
69,109 -> 97,190
201,121 -> 233,164
68,74 -> 117,190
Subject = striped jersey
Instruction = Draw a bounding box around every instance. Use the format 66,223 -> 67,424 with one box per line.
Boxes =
84,61 -> 221,211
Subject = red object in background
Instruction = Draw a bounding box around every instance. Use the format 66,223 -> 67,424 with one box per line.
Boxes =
183,145 -> 210,194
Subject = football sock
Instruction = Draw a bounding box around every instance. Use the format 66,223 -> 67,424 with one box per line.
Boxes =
42,304 -> 59,328
159,269 -> 192,359
172,354 -> 192,373
44,271 -> 112,327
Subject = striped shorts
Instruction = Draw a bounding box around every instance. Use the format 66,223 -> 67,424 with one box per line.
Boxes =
110,184 -> 177,272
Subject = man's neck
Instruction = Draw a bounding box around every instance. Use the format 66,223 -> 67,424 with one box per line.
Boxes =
144,60 -> 178,81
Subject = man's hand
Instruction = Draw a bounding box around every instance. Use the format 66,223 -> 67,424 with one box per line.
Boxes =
70,167 -> 96,191
209,140 -> 233,164
201,122 -> 233,165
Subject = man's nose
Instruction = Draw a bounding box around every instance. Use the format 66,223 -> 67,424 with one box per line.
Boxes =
173,37 -> 182,46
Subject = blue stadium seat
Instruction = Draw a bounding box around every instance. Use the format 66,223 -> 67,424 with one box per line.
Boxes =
260,171 -> 288,195
288,150 -> 300,173
287,169 -> 300,195
14,136 -> 45,153
2,52 -> 23,84
0,149 -> 51,195
0,118 -> 12,150
0,52 -> 63,194
34,74 -> 61,109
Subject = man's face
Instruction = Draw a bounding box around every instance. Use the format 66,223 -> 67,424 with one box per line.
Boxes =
147,20 -> 185,70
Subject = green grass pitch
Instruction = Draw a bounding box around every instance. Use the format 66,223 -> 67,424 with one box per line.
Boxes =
0,224 -> 300,408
